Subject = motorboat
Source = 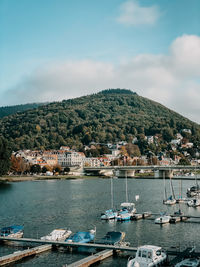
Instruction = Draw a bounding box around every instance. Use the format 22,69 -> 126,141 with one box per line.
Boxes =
101,209 -> 118,220
65,228 -> 96,243
187,198 -> 200,207
163,195 -> 176,205
175,258 -> 200,267
127,245 -> 167,267
116,202 -> 136,221
41,229 -> 72,241
187,185 -> 200,197
155,213 -> 171,224
98,231 -> 126,246
0,225 -> 24,238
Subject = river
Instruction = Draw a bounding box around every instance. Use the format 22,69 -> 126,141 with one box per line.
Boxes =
0,178 -> 200,266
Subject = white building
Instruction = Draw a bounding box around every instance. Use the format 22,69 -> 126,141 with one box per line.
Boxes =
58,151 -> 85,167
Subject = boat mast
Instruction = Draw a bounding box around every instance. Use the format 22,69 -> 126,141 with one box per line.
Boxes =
125,170 -> 128,202
163,171 -> 167,201
111,177 -> 113,209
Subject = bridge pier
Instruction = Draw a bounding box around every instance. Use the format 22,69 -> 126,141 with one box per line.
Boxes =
155,170 -> 174,179
117,170 -> 135,178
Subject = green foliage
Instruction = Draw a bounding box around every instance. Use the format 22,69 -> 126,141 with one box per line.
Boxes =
0,103 -> 45,118
0,137 -> 11,176
0,89 -> 199,151
30,164 -> 41,174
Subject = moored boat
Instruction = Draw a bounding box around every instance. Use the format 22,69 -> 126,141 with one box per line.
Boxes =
163,195 -> 176,205
0,225 -> 24,238
127,245 -> 167,267
116,202 -> 136,221
41,229 -> 72,241
99,231 -> 126,246
65,228 -> 96,243
175,258 -> 200,267
187,185 -> 200,197
155,213 -> 171,224
187,198 -> 200,207
101,209 -> 118,220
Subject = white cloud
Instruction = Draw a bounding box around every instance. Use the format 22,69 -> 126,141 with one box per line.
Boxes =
1,34 -> 200,124
117,0 -> 160,26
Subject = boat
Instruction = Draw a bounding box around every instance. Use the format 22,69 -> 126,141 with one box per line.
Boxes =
0,225 -> 24,238
163,172 -> 176,205
116,202 -> 136,221
65,228 -> 96,243
187,167 -> 200,197
187,198 -> 200,207
187,185 -> 200,197
163,195 -> 177,205
99,231 -> 126,246
40,229 -> 72,241
155,213 -> 171,224
101,209 -> 118,220
175,258 -> 200,267
127,245 -> 167,267
101,178 -> 118,220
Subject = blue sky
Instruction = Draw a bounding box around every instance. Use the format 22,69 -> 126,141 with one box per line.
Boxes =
1,0 -> 200,123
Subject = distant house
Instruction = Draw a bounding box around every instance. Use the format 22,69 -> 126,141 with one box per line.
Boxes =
181,129 -> 192,134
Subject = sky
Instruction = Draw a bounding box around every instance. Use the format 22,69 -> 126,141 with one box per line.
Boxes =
0,0 -> 200,123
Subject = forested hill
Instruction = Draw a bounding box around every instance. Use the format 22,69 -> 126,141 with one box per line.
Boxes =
0,89 -> 199,151
0,103 -> 45,118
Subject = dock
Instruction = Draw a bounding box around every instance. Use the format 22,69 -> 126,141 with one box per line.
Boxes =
65,249 -> 113,267
1,237 -> 200,266
0,244 -> 52,266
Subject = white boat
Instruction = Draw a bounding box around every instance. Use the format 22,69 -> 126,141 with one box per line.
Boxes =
127,245 -> 167,267
101,178 -> 118,220
41,229 -> 72,241
155,214 -> 171,224
0,225 -> 24,238
116,202 -> 136,221
187,198 -> 200,207
175,258 -> 200,267
163,172 -> 176,205
101,209 -> 118,220
163,196 -> 176,205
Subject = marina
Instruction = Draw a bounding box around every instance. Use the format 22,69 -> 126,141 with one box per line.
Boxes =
1,178 -> 200,266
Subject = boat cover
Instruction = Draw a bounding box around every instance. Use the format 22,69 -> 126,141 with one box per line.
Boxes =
99,231 -> 124,245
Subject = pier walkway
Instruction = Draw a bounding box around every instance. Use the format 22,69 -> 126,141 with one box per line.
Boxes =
0,244 -> 52,266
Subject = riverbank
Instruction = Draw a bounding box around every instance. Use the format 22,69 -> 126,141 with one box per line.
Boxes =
0,175 -> 100,182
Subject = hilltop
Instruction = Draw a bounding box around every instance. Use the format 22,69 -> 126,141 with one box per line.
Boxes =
0,103 -> 46,118
0,89 -> 199,151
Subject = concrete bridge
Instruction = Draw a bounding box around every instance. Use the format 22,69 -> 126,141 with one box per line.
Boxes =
84,165 -> 200,178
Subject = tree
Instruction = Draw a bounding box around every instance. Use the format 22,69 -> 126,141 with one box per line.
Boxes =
0,137 -> 11,176
30,164 -> 41,174
53,164 -> 62,173
10,155 -> 28,174
125,143 -> 141,157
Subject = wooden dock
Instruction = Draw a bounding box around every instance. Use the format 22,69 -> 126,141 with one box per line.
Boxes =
0,244 -> 52,266
0,236 -> 137,252
65,249 -> 113,267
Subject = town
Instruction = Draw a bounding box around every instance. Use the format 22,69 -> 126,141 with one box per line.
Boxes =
10,128 -> 200,176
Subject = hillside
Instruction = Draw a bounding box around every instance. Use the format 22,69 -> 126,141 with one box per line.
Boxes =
0,89 -> 200,151
0,103 -> 46,118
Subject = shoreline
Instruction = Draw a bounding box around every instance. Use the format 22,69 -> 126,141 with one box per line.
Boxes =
0,174 -> 199,183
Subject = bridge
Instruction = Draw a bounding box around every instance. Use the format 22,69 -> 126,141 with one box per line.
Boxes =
84,165 -> 200,178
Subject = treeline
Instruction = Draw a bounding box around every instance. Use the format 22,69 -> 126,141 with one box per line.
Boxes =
0,103 -> 46,118
0,89 -> 200,152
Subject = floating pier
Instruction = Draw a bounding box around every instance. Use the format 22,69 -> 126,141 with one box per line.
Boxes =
0,244 -> 52,266
65,249 -> 113,267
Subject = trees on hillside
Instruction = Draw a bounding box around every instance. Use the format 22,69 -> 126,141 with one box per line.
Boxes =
0,137 -> 11,176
